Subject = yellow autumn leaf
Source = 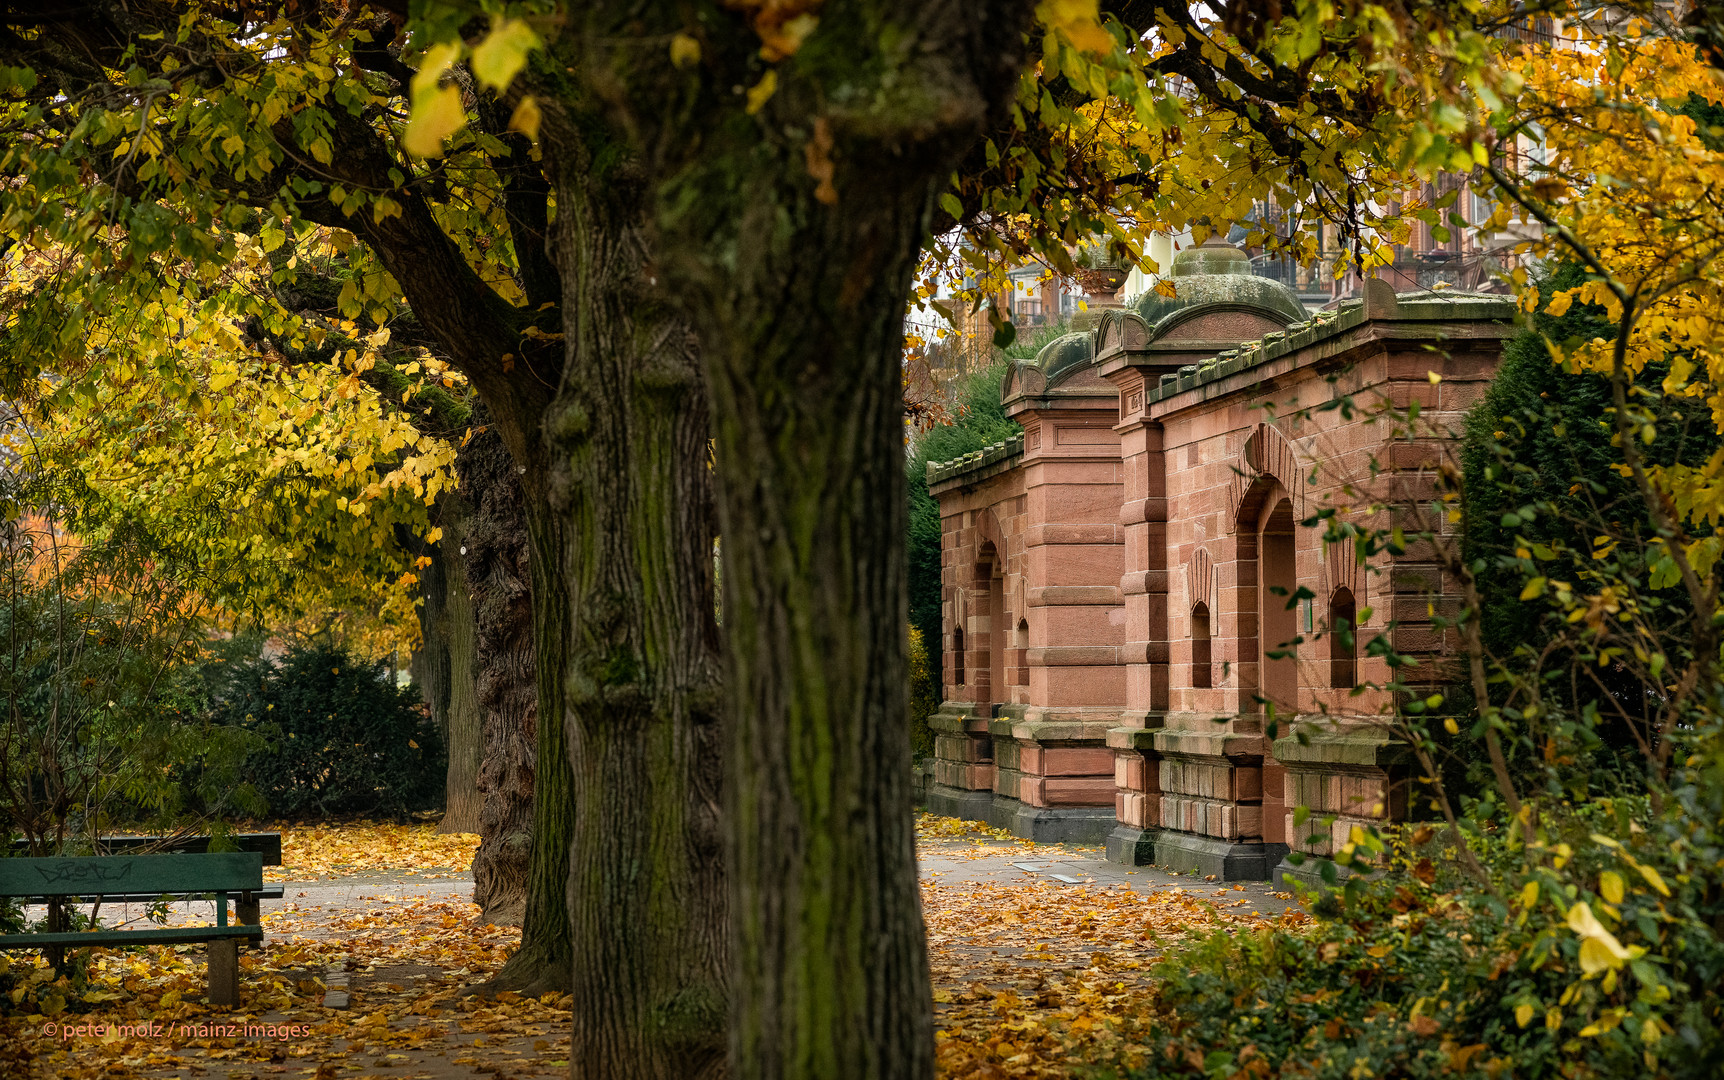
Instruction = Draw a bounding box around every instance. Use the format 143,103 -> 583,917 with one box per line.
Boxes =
745,70 -> 777,115
1037,0 -> 1113,55
1567,902 -> 1632,974
508,96 -> 542,141
1635,863 -> 1671,897
669,33 -> 702,69
1515,1003 -> 1534,1028
470,17 -> 540,93
403,43 -> 465,158
1599,871 -> 1624,904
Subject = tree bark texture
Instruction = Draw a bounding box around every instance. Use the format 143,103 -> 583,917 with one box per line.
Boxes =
410,540 -> 453,747
529,102 -> 729,1078
565,5 -> 1038,1076
412,510 -> 483,836
460,409 -> 538,923
440,536 -> 483,835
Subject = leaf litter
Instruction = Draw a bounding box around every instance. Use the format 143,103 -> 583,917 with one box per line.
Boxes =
2,816 -> 1302,1078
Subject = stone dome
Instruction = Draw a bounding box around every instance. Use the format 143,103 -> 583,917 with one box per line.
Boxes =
1013,236 -> 1306,399
1128,236 -> 1306,331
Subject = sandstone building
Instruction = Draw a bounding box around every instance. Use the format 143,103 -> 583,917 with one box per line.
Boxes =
924,238 -> 1515,881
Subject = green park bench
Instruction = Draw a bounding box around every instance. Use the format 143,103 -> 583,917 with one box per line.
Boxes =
8,833 -> 285,923
0,852 -> 266,1006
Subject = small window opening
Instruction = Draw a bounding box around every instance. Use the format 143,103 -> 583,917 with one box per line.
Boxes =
953,626 -> 966,686
1330,588 -> 1357,690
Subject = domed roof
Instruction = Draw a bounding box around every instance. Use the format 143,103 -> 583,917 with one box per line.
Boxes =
1127,237 -> 1306,331
1169,236 -> 1253,276
1012,236 -> 1307,402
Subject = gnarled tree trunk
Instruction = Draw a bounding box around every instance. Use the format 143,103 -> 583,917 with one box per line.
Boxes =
523,106 -> 729,1077
461,408 -> 538,925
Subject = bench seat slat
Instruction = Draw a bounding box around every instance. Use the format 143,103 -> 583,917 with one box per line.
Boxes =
0,926 -> 263,948
0,853 -> 263,899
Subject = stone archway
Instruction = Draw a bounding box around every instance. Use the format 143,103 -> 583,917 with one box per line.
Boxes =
1258,497 -> 1298,716
1228,426 -> 1307,854
974,540 -> 1005,711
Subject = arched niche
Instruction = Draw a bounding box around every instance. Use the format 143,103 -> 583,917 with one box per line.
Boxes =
1190,602 -> 1212,689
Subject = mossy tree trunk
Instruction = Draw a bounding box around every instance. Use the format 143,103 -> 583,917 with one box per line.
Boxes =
560,4 -> 1036,1075
517,102 -> 729,1075
411,511 -> 483,836
461,407 -> 538,924
329,102 -> 727,1050
440,529 -> 484,835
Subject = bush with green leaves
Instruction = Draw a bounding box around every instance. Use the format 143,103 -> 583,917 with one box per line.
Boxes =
213,642 -> 443,819
0,490 -> 266,853
1099,784 -> 1724,1078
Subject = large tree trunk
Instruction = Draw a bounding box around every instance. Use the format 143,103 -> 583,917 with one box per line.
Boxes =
696,193 -> 935,1080
564,5 -> 1037,1075
440,535 -> 484,835
480,492 -> 576,994
411,511 -> 483,836
522,109 -> 729,1077
461,409 -> 538,925
409,537 -> 453,744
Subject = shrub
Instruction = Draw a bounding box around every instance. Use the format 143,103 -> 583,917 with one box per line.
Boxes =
1101,798 -> 1724,1079
0,502 -> 265,852
908,625 -> 937,759
214,643 -> 443,818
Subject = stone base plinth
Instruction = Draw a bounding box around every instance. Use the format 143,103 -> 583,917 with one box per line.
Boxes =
986,796 -> 1114,843
911,760 -> 933,809
927,783 -> 994,825
1155,831 -> 1288,881
1012,803 -> 1115,844
987,793 -> 1019,834
1274,723 -> 1410,862
1105,825 -> 1156,866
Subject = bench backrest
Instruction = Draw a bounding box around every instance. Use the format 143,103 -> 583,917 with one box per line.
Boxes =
0,852 -> 264,899
8,833 -> 283,865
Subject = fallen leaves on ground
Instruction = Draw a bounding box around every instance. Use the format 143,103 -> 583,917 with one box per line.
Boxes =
917,811 -> 1019,843
4,896 -> 560,1080
269,821 -> 480,882
2,819 -> 1303,1079
924,880 -> 1310,1078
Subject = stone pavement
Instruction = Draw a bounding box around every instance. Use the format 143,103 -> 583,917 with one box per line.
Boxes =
49,838 -> 1299,937
916,838 -> 1299,918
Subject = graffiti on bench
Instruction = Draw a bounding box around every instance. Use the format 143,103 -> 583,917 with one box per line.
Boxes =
34,861 -> 133,886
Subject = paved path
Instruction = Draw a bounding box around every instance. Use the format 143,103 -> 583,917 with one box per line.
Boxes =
36,838 -> 1299,931
916,838 -> 1298,917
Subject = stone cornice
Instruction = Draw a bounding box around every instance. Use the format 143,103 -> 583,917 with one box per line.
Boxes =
1142,286 -> 1515,411
926,431 -> 1025,491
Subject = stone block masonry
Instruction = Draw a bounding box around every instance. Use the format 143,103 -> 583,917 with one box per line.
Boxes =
928,243 -> 1515,875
